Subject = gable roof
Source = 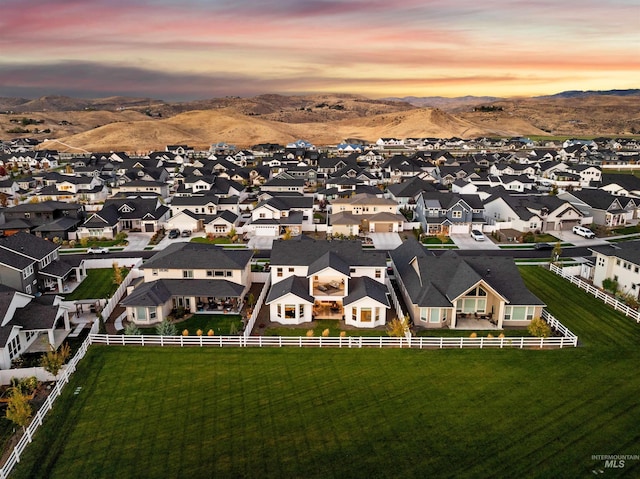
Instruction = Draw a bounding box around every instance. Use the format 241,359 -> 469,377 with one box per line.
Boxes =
141,242 -> 252,271
390,240 -> 544,308
270,238 -> 386,268
343,276 -> 390,307
0,231 -> 58,260
265,276 -> 315,304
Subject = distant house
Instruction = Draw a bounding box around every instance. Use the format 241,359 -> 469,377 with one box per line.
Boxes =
557,189 -> 629,228
330,193 -> 404,236
266,239 -> 390,328
414,192 -> 485,235
390,240 -> 545,329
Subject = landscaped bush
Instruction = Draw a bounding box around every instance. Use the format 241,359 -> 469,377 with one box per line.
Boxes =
527,317 -> 551,338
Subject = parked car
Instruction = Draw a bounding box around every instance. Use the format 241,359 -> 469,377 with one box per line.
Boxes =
168,229 -> 180,239
572,225 -> 595,239
87,246 -> 109,254
181,230 -> 192,237
534,242 -> 553,250
470,229 -> 485,241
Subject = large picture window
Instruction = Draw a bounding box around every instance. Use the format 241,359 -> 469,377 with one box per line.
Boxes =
361,307 -> 372,322
285,305 -> 296,319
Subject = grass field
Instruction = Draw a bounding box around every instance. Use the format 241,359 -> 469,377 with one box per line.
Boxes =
9,267 -> 640,478
63,268 -> 129,301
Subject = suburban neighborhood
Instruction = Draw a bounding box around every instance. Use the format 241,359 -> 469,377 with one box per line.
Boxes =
0,133 -> 639,477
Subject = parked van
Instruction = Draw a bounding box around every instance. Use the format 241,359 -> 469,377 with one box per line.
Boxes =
572,225 -> 595,239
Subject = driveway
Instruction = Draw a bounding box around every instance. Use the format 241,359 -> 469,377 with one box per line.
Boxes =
550,229 -> 610,248
123,232 -> 153,251
450,233 -> 500,250
369,232 -> 403,250
247,236 -> 275,250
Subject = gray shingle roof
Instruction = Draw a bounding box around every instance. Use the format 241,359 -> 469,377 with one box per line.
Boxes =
343,276 -> 390,307
270,239 -> 386,268
0,231 -> 58,260
266,276 -> 314,303
141,243 -> 252,271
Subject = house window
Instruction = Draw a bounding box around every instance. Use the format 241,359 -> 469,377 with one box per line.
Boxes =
22,264 -> 34,279
420,308 -> 428,322
352,309 -> 357,322
285,305 -> 296,319
350,268 -> 356,274
183,270 -> 193,279
375,307 -> 380,322
136,307 -> 148,321
25,284 -> 31,294
299,304 -> 304,317
152,269 -> 158,276
452,211 -> 462,219
214,271 -> 225,277
289,267 -> 295,273
375,269 -> 382,279
149,309 -> 157,320
429,308 -> 441,323
8,335 -> 21,360
360,307 -> 372,322
277,268 -> 283,277
277,304 -> 282,317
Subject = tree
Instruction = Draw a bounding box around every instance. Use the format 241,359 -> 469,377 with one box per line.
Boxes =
551,241 -> 562,263
0,193 -> 7,207
40,342 -> 71,379
112,262 -> 124,285
156,319 -> 177,336
5,388 -> 32,432
386,315 -> 410,337
602,277 -> 619,295
528,317 -> 551,338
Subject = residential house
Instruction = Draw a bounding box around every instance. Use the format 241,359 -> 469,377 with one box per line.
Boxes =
77,196 -> 169,238
588,241 -> 640,300
598,173 -> 640,198
414,192 -> 485,235
330,193 -> 405,236
483,193 -> 583,232
121,242 -> 253,325
557,189 -> 629,228
266,239 -> 390,328
0,286 -> 72,369
390,240 -> 545,329
1,200 -> 84,240
246,195 -> 314,238
0,232 -> 75,294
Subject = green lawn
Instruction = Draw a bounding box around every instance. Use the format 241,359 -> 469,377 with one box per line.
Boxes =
190,236 -> 235,245
9,266 -> 640,478
140,314 -> 243,336
63,268 -> 129,301
263,319 -> 385,337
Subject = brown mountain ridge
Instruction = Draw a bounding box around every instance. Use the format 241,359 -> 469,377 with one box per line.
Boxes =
0,92 -> 638,153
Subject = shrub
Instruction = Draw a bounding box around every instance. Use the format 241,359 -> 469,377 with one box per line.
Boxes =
40,343 -> 71,378
528,317 -> 551,338
498,333 -> 505,339
124,323 -> 140,335
339,331 -> 346,338
207,329 -> 214,336
487,333 -> 494,339
196,329 -> 203,336
182,329 -> 189,336
322,328 -> 330,337
306,329 -> 314,337
155,319 -> 177,336
469,332 -> 477,338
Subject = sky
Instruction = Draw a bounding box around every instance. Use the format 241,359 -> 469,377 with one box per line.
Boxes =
0,0 -> 638,101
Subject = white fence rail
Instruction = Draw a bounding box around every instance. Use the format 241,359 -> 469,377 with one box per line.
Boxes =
386,278 -> 405,321
0,335 -> 92,479
243,277 -> 271,338
0,367 -> 57,386
101,265 -> 143,320
550,263 -> 640,322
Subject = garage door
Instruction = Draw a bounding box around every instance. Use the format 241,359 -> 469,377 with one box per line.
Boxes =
374,222 -> 390,232
561,220 -> 579,230
450,224 -> 470,234
144,223 -> 155,232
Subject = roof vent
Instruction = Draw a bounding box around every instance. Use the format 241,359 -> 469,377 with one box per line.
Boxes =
486,268 -> 491,276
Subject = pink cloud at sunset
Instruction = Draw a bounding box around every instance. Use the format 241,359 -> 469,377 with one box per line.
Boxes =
0,0 -> 637,100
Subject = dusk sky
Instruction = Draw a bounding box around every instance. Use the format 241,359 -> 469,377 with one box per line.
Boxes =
1,0 -> 638,101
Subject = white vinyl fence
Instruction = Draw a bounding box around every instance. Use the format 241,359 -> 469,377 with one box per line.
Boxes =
385,278 -> 405,321
0,335 -> 92,479
101,265 -> 143,320
243,277 -> 271,339
87,332 -> 576,349
549,263 -> 640,322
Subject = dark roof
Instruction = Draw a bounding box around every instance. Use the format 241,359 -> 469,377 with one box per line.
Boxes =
390,240 -> 544,308
141,243 -> 252,271
120,280 -> 172,307
343,276 -> 390,307
308,251 -> 351,277
589,240 -> 640,265
266,276 -> 314,303
39,259 -> 74,278
270,238 -> 386,268
0,231 -> 58,260
566,189 -> 623,210
33,217 -> 81,232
